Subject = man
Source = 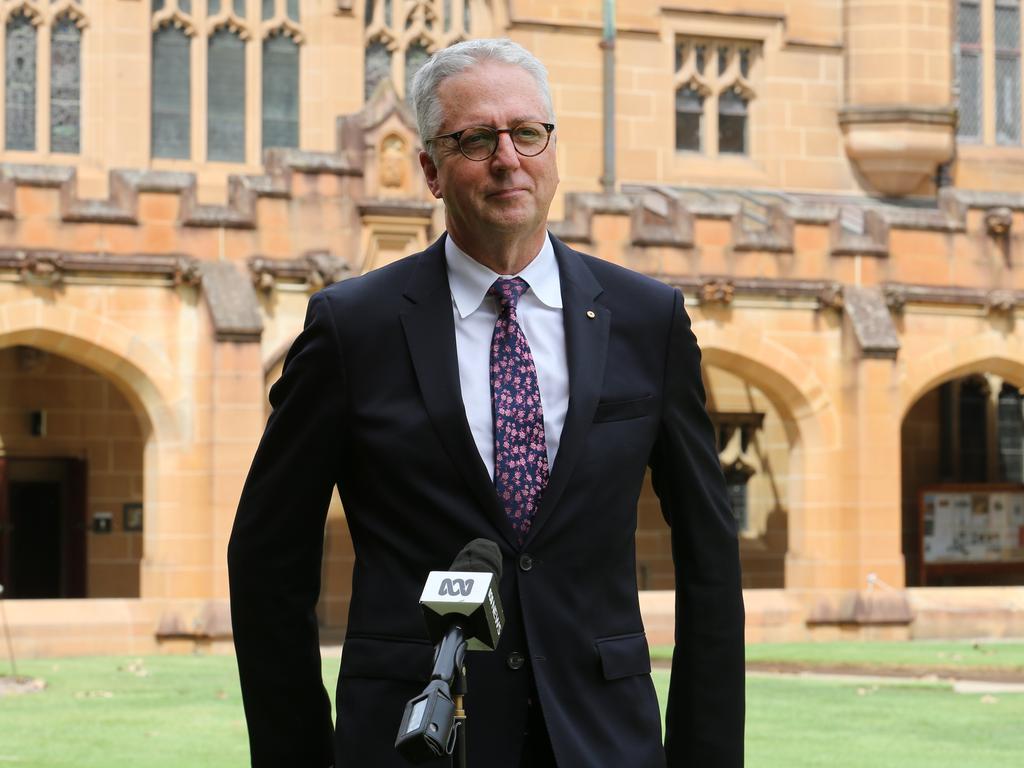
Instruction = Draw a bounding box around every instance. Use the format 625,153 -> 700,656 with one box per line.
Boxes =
228,39 -> 744,768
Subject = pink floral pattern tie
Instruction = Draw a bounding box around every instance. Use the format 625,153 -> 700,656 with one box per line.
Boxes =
489,277 -> 549,541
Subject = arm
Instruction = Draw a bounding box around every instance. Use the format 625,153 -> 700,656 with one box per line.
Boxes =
649,289 -> 745,767
227,292 -> 346,768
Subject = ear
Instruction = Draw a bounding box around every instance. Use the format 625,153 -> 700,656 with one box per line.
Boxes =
419,150 -> 443,199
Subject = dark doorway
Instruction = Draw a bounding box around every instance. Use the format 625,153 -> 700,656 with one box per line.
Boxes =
0,458 -> 86,598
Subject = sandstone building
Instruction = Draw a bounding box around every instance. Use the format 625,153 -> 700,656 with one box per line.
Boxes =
2,0 -> 1024,654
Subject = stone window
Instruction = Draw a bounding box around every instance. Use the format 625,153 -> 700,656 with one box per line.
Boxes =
995,0 -> 1021,144
998,384 -> 1024,482
50,15 -> 82,154
151,6 -> 192,159
5,12 -> 36,151
955,0 -> 1023,145
207,28 -> 246,162
364,0 -> 474,103
151,0 -> 304,162
262,33 -> 299,150
674,38 -> 756,156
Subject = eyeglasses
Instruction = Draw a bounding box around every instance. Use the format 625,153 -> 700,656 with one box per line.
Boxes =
426,121 -> 555,161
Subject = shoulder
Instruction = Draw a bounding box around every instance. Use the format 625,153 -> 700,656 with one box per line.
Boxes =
554,238 -> 678,315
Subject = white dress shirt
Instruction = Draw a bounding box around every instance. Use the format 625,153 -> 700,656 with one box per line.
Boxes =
445,234 -> 569,481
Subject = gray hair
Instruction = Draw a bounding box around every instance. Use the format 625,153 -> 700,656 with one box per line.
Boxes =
411,38 -> 555,159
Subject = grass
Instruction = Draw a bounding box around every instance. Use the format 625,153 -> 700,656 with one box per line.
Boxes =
651,640 -> 1024,672
0,647 -> 1021,767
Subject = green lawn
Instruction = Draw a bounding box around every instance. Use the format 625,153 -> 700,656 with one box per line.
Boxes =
0,650 -> 1022,767
652,640 -> 1024,672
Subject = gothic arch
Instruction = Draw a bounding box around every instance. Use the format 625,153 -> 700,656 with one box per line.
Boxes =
900,331 -> 1024,419
0,300 -> 183,446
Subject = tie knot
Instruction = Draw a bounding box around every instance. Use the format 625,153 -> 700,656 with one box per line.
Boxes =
488,277 -> 530,310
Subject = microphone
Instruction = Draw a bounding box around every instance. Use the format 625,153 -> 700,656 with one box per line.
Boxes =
395,539 -> 506,763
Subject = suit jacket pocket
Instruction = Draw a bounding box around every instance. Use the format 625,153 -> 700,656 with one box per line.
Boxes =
593,395 -> 653,423
339,635 -> 434,682
594,631 -> 652,680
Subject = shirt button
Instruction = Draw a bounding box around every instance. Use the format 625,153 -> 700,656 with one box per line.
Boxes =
507,651 -> 526,670
518,553 -> 534,572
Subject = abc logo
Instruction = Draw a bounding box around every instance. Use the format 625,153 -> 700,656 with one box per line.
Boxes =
439,578 -> 475,596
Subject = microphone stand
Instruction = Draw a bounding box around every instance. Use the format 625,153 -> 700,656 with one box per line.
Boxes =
452,661 -> 467,768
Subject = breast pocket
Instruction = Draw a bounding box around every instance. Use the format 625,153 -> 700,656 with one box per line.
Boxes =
593,395 -> 653,424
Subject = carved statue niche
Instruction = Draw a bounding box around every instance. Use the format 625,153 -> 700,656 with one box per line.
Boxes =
379,133 -> 409,192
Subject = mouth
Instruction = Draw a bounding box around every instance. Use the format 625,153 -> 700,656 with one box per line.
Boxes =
487,188 -> 528,199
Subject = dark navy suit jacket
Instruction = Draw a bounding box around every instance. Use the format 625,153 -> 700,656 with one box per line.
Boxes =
228,234 -> 745,767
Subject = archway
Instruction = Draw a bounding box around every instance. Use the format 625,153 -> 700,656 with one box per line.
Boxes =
0,301 -> 185,599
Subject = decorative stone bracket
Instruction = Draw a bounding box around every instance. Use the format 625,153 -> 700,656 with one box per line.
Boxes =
838,105 -> 956,197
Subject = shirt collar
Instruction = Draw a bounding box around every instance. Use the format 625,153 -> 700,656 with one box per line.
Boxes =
444,232 -> 563,319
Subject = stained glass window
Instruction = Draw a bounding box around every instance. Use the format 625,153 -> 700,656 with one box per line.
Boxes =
208,29 -> 246,162
5,15 -> 36,151
263,34 -> 299,150
405,43 -> 429,104
51,16 -> 81,154
152,25 -> 191,158
365,39 -> 391,101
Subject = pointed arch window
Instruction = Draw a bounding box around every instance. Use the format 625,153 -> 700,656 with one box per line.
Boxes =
207,28 -> 246,162
718,89 -> 748,154
263,32 -> 299,150
405,41 -> 430,104
51,16 -> 82,154
151,24 -> 191,159
5,13 -> 37,151
364,0 -> 471,103
675,85 -> 703,152
674,37 -> 757,157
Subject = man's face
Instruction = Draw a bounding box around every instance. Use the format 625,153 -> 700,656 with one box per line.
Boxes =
419,62 -> 559,250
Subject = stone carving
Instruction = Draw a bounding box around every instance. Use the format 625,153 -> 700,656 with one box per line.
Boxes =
380,133 -> 408,190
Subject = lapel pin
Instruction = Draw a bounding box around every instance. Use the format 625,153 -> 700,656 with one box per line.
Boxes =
586,310 -> 596,319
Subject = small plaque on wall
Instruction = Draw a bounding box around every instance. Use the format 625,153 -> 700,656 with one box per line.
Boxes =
123,502 -> 143,532
93,512 -> 113,534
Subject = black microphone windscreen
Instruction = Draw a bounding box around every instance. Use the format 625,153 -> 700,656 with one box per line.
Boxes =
449,538 -> 503,581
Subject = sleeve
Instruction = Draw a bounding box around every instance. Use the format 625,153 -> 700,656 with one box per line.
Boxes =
648,288 -> 746,768
227,291 -> 346,768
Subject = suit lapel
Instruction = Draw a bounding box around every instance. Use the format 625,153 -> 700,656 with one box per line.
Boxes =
524,237 -> 609,547
399,237 -> 519,548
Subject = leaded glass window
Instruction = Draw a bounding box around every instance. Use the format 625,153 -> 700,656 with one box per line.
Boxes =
151,25 -> 191,158
995,0 -> 1021,145
287,0 -> 299,22
209,0 -> 221,14
405,42 -> 429,105
957,1 -> 984,140
675,85 -> 703,151
263,34 -> 299,150
718,89 -> 747,154
235,0 -> 247,16
262,0 -> 274,20
960,377 -> 989,482
998,384 -> 1024,483
51,16 -> 81,154
208,29 -> 246,162
5,15 -> 36,151
365,40 -> 391,101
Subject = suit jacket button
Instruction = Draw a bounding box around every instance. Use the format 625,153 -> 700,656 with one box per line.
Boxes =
507,651 -> 526,670
518,553 -> 534,572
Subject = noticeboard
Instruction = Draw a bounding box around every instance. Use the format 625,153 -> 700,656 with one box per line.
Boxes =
920,485 -> 1024,583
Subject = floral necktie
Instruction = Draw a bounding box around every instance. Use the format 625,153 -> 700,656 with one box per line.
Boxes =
488,277 -> 549,541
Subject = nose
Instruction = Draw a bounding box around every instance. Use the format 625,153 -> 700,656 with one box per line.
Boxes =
489,131 -> 521,171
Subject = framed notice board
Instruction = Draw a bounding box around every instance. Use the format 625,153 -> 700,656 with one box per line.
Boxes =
919,484 -> 1024,585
